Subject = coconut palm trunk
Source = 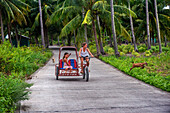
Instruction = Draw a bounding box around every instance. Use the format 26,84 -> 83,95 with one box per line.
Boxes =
38,0 -> 45,48
82,8 -> 88,45
110,0 -> 119,56
154,0 -> 162,53
14,24 -> 19,47
46,28 -> 49,48
62,38 -> 65,46
92,19 -> 101,56
74,30 -> 77,48
58,36 -> 60,46
164,35 -> 167,47
0,10 -> 5,43
146,0 -> 151,49
84,24 -> 88,44
51,34 -> 53,45
128,0 -> 138,52
109,34 -> 113,47
35,36 -> 39,45
97,14 -> 105,55
7,23 -> 12,45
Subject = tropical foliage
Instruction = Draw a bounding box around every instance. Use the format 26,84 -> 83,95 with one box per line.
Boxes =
98,44 -> 170,91
0,41 -> 52,112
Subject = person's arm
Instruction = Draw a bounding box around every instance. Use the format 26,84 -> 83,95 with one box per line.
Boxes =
79,48 -> 82,57
68,53 -> 71,57
64,58 -> 71,66
87,48 -> 94,57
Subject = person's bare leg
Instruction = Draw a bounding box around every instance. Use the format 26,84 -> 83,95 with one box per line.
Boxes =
65,68 -> 68,73
80,57 -> 84,73
86,58 -> 90,72
69,68 -> 72,73
86,58 -> 89,67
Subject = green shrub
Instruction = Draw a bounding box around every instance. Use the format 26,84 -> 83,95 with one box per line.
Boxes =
145,50 -> 152,57
118,45 -> 123,51
122,44 -> 132,53
120,52 -> 125,56
0,41 -> 52,76
89,45 -> 97,54
103,46 -> 115,55
122,45 -> 129,54
138,47 -> 146,52
108,48 -> 115,55
103,45 -> 110,53
132,50 -> 140,57
162,47 -> 169,52
129,46 -> 134,53
0,41 -> 52,112
151,46 -> 156,52
138,44 -> 147,49
0,74 -> 32,112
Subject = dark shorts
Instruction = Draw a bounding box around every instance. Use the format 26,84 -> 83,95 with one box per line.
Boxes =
81,56 -> 89,61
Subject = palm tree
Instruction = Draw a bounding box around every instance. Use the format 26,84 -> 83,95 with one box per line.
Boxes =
146,0 -> 151,49
0,10 -> 4,43
110,0 -> 119,56
38,0 -> 45,48
0,0 -> 30,44
51,0 -> 101,55
97,14 -> 105,55
128,0 -> 138,52
92,18 -> 101,56
51,0 -> 137,55
82,8 -> 88,45
154,0 -> 162,53
131,0 -> 169,49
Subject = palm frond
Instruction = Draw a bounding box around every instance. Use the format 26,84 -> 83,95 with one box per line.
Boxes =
82,10 -> 92,25
92,0 -> 107,11
2,0 -> 14,20
113,5 -> 137,18
60,14 -> 81,38
7,1 -> 27,25
31,13 -> 40,31
50,7 -> 63,24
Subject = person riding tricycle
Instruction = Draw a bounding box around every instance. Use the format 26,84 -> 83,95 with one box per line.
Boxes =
55,43 -> 94,82
79,42 -> 94,73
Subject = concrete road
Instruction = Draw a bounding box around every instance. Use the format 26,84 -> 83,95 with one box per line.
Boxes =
20,49 -> 170,113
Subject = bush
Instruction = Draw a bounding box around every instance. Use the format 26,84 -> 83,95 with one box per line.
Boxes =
89,45 -> 97,54
138,47 -> 146,52
145,50 -> 152,57
108,48 -> 115,55
103,45 -> 110,53
162,47 -> 169,52
118,45 -> 125,51
129,46 -> 134,53
0,41 -> 52,112
0,74 -> 32,112
132,50 -> 140,57
0,41 -> 52,77
122,45 -> 129,54
120,52 -> 125,56
151,46 -> 156,52
138,44 -> 147,49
